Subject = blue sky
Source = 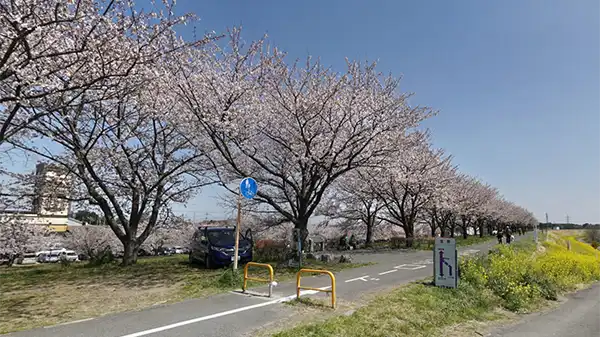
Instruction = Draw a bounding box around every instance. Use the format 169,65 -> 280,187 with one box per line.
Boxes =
5,1 -> 599,223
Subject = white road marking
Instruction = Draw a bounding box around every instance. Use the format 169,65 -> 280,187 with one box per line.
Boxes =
344,275 -> 370,283
413,259 -> 434,265
369,278 -> 380,281
45,317 -> 95,328
395,264 -> 427,270
228,291 -> 273,300
378,269 -> 398,275
118,287 -> 331,337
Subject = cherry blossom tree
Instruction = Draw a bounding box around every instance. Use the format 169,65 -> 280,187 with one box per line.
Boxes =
63,224 -> 119,263
424,170 -> 460,237
0,0 -> 201,149
472,184 -> 499,237
3,1 -> 221,265
317,168 -> 386,246
181,50 -> 433,245
0,218 -> 52,266
23,101 -> 214,264
452,175 -> 498,239
141,215 -> 197,254
370,139 -> 456,247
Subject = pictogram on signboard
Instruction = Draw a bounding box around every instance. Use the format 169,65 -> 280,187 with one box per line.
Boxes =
433,238 -> 458,288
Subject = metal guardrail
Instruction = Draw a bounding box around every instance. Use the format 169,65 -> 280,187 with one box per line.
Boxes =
243,262 -> 275,297
296,268 -> 336,309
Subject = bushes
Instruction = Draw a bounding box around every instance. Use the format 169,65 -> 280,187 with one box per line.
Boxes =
459,238 -> 600,312
254,240 -> 292,262
389,236 -> 435,249
584,229 -> 600,248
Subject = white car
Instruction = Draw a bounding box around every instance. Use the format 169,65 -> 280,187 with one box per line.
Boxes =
62,250 -> 79,262
172,246 -> 185,254
17,253 -> 38,265
46,251 -> 62,263
38,249 -> 69,263
36,250 -> 51,263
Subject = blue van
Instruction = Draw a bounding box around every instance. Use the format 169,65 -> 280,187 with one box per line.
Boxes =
189,226 -> 253,268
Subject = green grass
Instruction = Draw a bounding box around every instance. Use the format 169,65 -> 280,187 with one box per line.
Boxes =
0,255 -> 367,334
372,235 -> 496,251
453,235 -> 496,248
274,280 -> 503,337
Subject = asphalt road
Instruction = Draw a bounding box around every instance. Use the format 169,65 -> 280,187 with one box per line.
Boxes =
2,238 -> 510,337
488,282 -> 600,337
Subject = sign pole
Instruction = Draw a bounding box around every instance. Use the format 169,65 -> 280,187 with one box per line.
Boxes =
233,191 -> 242,271
235,177 -> 258,272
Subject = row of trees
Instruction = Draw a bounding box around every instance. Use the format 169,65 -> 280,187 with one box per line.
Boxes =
1,0 -> 537,265
318,150 -> 537,246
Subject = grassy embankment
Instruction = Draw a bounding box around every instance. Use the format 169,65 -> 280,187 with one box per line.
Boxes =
372,234 -> 495,251
0,255 -> 367,334
273,231 -> 600,337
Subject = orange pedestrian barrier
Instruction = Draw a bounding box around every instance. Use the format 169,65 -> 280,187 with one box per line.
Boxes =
296,269 -> 336,308
243,262 -> 275,297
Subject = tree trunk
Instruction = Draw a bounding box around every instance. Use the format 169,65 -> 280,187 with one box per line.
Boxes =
121,239 -> 139,266
460,216 -> 469,239
293,218 -> 310,256
430,213 -> 437,237
404,229 -> 414,248
365,219 -> 374,247
7,253 -> 16,267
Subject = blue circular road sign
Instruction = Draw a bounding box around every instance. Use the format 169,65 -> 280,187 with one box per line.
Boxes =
240,177 -> 258,199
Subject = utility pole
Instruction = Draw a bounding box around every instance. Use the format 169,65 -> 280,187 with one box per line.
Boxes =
566,214 -> 570,225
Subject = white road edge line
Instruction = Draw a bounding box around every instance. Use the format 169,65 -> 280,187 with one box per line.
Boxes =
395,264 -> 427,270
118,286 -> 331,337
44,317 -> 95,328
344,275 -> 369,283
378,269 -> 397,275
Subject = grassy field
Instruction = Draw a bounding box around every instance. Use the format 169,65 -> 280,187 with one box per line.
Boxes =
453,235 -> 496,248
372,234 -> 496,251
274,281 -> 503,337
0,255 -> 367,334
271,231 -> 600,337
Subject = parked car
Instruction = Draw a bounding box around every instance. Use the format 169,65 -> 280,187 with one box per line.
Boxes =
189,226 -> 253,268
61,250 -> 79,262
172,246 -> 185,254
16,252 -> 38,265
156,247 -> 172,256
41,251 -> 62,263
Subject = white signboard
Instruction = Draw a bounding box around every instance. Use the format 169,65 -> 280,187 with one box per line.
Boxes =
434,238 -> 458,288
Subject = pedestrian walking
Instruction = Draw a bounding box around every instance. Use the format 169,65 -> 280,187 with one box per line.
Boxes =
505,226 -> 512,244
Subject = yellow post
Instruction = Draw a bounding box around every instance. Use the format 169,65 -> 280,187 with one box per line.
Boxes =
243,262 -> 275,297
296,269 -> 336,309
